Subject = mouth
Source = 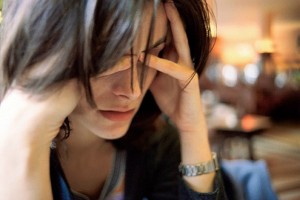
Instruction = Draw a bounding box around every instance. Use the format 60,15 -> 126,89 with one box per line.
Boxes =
98,109 -> 135,122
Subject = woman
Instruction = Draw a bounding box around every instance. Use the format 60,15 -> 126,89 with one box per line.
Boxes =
0,0 -> 226,199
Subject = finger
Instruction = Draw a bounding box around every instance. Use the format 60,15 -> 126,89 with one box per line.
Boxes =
140,54 -> 194,82
164,2 -> 191,62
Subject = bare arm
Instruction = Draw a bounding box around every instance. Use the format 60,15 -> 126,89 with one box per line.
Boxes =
0,81 -> 80,199
140,2 -> 215,193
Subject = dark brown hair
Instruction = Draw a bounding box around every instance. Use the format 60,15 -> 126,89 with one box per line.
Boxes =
115,0 -> 213,149
0,0 -> 213,148
0,0 -> 144,101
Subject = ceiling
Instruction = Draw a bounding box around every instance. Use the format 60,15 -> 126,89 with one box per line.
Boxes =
210,0 -> 300,41
0,0 -> 298,42
0,0 -> 298,63
208,0 -> 300,65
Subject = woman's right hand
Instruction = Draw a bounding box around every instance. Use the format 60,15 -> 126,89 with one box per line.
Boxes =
0,80 -> 81,148
0,80 -> 81,199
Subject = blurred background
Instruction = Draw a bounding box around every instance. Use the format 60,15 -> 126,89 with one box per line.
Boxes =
203,0 -> 300,199
0,0 -> 299,199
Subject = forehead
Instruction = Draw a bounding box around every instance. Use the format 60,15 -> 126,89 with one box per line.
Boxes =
133,3 -> 168,51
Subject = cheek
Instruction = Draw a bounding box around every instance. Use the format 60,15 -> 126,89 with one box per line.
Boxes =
71,90 -> 93,115
71,78 -> 108,113
90,77 -> 112,100
143,68 -> 157,90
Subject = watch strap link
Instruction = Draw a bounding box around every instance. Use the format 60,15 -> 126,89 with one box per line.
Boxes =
179,152 -> 219,176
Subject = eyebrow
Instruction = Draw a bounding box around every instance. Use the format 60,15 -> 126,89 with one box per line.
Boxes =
142,36 -> 166,53
125,36 -> 166,56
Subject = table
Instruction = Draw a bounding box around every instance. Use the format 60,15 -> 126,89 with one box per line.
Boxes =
213,115 -> 271,160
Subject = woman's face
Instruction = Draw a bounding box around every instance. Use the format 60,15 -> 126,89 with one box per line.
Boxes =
68,3 -> 168,139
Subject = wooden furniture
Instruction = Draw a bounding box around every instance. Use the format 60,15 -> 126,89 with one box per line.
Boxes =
213,115 -> 271,160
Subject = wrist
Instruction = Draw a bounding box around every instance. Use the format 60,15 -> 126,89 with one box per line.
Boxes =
0,114 -> 58,148
0,143 -> 52,199
179,152 -> 219,176
176,113 -> 208,138
179,128 -> 212,165
179,128 -> 210,149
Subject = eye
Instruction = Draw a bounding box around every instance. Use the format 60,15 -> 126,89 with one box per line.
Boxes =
158,48 -> 165,58
95,56 -> 132,78
149,47 -> 163,56
148,43 -> 165,57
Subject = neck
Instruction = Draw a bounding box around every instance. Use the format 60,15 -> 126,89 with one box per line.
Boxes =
55,130 -> 116,199
56,129 -> 113,161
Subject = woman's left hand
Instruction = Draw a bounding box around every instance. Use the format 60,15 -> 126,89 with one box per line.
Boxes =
145,2 -> 216,193
140,2 -> 204,135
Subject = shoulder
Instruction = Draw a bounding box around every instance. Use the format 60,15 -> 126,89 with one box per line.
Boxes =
138,117 -> 181,153
124,118 -> 182,199
113,115 -> 180,151
143,118 -> 181,171
126,117 -> 181,174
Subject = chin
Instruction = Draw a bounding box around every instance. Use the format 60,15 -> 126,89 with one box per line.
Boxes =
96,124 -> 129,140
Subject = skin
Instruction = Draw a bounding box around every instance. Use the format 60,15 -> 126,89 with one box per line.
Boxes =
67,4 -> 167,141
0,2 -> 215,199
57,3 -> 168,198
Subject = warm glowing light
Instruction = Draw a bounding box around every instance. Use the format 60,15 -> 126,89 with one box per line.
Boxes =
255,39 -> 275,53
241,115 -> 256,131
210,22 -> 217,38
221,43 -> 257,66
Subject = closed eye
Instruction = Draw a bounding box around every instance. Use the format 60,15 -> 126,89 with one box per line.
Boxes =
146,43 -> 165,56
97,43 -> 165,78
95,56 -> 132,78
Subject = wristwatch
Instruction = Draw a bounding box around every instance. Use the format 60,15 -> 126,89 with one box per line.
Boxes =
179,152 -> 219,176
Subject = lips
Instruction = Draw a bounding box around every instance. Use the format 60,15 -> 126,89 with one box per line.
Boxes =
99,109 -> 135,121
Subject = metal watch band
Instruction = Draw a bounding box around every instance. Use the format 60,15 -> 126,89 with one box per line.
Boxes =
178,152 -> 219,176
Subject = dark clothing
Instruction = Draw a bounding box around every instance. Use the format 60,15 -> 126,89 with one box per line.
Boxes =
50,122 -> 227,200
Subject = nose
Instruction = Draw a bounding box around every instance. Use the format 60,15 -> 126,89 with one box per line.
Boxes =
112,60 -> 142,100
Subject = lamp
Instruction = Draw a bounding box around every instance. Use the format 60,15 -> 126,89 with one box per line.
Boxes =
255,13 -> 276,75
